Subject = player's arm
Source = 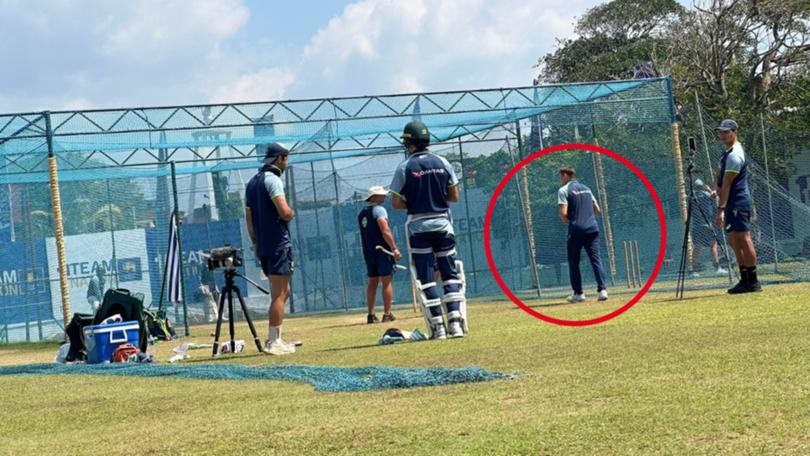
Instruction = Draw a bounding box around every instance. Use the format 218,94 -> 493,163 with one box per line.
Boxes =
390,163 -> 408,210
447,184 -> 460,202
716,172 -> 736,210
245,207 -> 256,245
272,196 -> 294,222
557,186 -> 568,223
391,193 -> 407,210
376,217 -> 401,259
265,174 -> 294,222
593,201 -> 602,216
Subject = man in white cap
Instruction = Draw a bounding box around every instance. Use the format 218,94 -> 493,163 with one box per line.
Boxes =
357,185 -> 401,323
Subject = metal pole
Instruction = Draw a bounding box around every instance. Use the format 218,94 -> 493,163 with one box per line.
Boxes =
695,91 -> 715,179
590,129 -> 617,286
507,132 -> 541,297
457,138 -> 478,294
287,166 -> 309,311
105,179 -> 119,288
44,111 -> 71,327
759,112 -> 779,273
284,169 -> 296,314
170,162 -> 190,336
310,163 -> 329,309
331,169 -> 349,310
671,122 -> 692,269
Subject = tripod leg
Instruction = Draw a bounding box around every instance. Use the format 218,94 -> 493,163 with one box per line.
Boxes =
676,195 -> 694,299
234,286 -> 264,353
212,287 -> 227,356
227,287 -> 236,354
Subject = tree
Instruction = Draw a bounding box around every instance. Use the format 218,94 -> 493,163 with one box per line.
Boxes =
662,0 -> 810,115
536,0 -> 684,82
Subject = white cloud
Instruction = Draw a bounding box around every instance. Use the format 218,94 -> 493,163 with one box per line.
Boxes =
0,0 -> 599,112
208,67 -> 295,103
209,0 -> 588,103
0,0 -> 250,111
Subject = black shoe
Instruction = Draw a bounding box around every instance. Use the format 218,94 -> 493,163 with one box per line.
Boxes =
728,280 -> 748,294
728,281 -> 761,294
382,313 -> 396,322
367,314 -> 379,324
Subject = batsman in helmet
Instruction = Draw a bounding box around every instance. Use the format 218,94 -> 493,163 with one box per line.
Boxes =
389,121 -> 468,339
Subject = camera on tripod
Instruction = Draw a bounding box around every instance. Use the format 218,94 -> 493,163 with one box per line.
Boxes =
205,245 -> 243,271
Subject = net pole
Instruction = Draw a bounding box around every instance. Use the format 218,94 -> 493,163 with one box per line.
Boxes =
45,111 -> 71,328
590,128 -> 617,286
671,122 -> 692,269
105,179 -> 119,289
284,169 -> 296,314
330,168 -> 350,311
288,165 -> 309,312
760,112 -> 779,273
508,128 -> 541,298
457,138 -> 478,293
310,163 -> 328,308
170,161 -> 190,336
695,91 -> 715,178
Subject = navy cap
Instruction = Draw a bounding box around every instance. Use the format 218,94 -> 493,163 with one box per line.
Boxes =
263,143 -> 289,161
714,119 -> 738,132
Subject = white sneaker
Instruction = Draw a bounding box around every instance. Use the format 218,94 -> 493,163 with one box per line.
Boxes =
598,289 -> 608,301
264,339 -> 296,356
566,293 -> 586,303
716,267 -> 728,275
431,324 -> 447,340
448,320 -> 465,338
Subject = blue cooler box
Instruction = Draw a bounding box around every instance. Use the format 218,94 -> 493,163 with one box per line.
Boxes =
83,321 -> 140,364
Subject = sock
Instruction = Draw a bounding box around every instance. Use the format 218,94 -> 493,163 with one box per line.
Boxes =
747,266 -> 758,284
738,265 -> 747,284
268,325 -> 281,343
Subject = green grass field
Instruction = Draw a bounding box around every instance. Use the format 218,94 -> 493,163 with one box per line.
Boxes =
2,283 -> 810,455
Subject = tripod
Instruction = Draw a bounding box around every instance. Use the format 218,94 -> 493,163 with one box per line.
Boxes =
675,154 -> 735,299
212,268 -> 269,356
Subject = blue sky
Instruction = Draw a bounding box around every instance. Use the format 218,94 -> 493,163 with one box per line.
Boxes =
1,0 -> 638,113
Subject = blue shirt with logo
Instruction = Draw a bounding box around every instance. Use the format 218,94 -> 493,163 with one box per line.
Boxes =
558,181 -> 599,235
245,167 -> 291,256
390,150 -> 458,235
717,143 -> 751,210
358,204 -> 390,259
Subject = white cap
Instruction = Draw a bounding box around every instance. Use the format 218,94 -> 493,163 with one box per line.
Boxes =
365,185 -> 387,201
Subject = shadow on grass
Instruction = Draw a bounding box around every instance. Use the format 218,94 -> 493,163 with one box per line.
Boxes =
317,342 -> 386,352
319,315 -> 423,330
656,294 -> 722,303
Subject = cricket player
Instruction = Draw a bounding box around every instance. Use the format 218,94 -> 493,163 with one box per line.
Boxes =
390,121 -> 467,339
557,166 -> 608,302
713,119 -> 762,293
245,143 -> 297,355
358,185 -> 401,324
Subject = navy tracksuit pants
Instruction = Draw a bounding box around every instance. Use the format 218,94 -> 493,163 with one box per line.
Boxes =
567,230 -> 607,295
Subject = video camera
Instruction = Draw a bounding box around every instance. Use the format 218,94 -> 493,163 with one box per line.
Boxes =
204,245 -> 243,271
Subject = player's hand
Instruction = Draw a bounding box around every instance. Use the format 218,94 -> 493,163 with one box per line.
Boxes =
393,248 -> 403,260
714,210 -> 724,229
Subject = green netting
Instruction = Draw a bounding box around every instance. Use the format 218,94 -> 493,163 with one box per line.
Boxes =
1,76 -> 806,344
